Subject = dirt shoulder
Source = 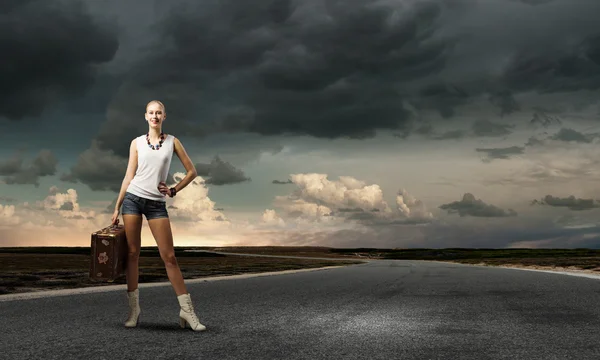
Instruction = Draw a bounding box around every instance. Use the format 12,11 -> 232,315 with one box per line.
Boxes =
446,261 -> 600,277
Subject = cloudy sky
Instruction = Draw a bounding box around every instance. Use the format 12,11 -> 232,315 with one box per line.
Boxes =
3,0 -> 600,248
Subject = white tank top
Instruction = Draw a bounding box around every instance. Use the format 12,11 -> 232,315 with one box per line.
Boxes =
127,134 -> 174,201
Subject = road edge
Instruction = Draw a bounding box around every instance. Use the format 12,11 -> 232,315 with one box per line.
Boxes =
427,260 -> 600,280
0,264 -> 353,302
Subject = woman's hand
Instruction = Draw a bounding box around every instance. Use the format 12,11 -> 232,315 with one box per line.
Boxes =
111,209 -> 120,226
158,181 -> 171,197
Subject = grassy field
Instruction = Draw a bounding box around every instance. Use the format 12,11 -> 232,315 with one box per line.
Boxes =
1,246 -> 599,295
197,247 -> 600,272
0,248 -> 364,295
184,246 -> 600,269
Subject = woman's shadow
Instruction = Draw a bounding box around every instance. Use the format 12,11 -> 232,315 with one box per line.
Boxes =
119,322 -> 214,332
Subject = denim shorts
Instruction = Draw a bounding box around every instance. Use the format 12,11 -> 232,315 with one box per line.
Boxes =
121,192 -> 169,220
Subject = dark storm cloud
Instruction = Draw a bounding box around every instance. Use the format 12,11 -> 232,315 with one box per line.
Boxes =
488,91 -> 521,116
414,118 -> 517,141
432,129 -> 467,140
439,193 -> 518,217
549,128 -> 595,143
62,73 -> 124,116
80,0 -> 456,193
195,156 -> 251,185
523,127 -> 600,146
60,140 -> 126,192
529,111 -> 562,129
414,83 -> 469,118
32,150 -> 58,177
501,33 -> 600,94
392,131 -> 411,139
0,0 -> 119,120
415,123 -> 435,136
439,0 -> 477,10
420,119 -> 515,142
531,195 -> 599,211
14,0 -> 600,134
0,154 -> 22,175
510,0 -> 556,5
476,146 -> 525,161
0,150 -> 58,187
429,0 -> 600,118
394,121 -> 434,138
129,0 -> 453,139
188,134 -> 284,167
472,120 -> 515,137
525,136 -> 544,146
59,0 -> 600,193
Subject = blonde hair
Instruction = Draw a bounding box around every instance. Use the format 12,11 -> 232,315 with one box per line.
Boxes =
146,100 -> 166,113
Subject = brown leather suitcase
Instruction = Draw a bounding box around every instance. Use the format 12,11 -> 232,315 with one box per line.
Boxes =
89,223 -> 128,282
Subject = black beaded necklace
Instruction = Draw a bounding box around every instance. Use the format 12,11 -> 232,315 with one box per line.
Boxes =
146,132 -> 165,150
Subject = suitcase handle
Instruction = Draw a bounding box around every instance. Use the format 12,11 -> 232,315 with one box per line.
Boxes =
103,220 -> 120,231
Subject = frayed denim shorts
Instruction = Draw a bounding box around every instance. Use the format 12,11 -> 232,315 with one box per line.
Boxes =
121,192 -> 169,220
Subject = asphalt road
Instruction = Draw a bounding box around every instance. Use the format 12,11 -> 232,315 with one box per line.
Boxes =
2,259 -> 600,360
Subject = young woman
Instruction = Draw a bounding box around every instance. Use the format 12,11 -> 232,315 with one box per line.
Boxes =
111,100 -> 206,331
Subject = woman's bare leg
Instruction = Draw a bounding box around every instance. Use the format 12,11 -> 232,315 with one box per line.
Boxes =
123,214 -> 143,292
147,217 -> 187,295
147,217 -> 206,331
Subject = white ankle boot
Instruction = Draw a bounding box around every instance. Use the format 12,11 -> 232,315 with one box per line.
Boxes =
177,293 -> 206,331
125,288 -> 141,328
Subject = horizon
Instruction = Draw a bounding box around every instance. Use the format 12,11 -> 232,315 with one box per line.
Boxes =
2,246 -> 599,250
2,0 -> 600,249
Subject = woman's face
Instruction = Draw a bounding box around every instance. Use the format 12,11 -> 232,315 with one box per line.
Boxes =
145,103 -> 166,128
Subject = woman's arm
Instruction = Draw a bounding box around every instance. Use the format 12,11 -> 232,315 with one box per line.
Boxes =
115,140 -> 138,211
171,137 -> 197,193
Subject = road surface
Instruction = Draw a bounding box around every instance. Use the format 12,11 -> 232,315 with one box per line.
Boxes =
2,259 -> 600,359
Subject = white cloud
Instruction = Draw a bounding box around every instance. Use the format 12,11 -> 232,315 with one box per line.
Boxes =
396,188 -> 434,221
273,196 -> 332,219
270,173 -> 433,226
1,186 -> 101,229
0,178 -> 234,246
0,203 -> 20,226
290,173 -> 391,212
261,209 -> 285,227
165,172 -> 229,225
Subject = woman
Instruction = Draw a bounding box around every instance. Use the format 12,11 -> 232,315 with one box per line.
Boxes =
111,100 -> 206,331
